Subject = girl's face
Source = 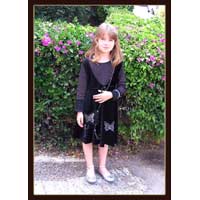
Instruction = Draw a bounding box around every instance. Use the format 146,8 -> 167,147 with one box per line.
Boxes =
97,33 -> 115,54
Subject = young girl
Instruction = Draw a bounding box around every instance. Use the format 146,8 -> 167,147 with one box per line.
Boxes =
75,23 -> 126,184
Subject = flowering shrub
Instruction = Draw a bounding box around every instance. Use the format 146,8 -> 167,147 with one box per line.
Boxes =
34,19 -> 95,147
106,10 -> 165,143
34,9 -> 165,147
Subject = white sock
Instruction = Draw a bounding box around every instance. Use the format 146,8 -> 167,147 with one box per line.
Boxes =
87,165 -> 95,176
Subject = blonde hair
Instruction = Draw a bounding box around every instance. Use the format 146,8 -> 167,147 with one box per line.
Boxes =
85,23 -> 123,67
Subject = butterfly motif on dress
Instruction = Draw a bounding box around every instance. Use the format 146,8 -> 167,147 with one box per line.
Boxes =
84,113 -> 95,123
104,121 -> 115,132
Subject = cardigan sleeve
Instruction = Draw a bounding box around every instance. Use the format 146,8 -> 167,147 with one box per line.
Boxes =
75,60 -> 88,112
111,62 -> 126,100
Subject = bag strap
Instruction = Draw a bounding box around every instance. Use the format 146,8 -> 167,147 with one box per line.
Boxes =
96,67 -> 115,111
92,67 -> 115,140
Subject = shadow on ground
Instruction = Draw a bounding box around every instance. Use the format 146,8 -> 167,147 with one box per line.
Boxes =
34,143 -> 165,195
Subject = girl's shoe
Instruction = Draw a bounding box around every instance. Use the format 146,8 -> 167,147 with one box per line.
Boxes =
98,167 -> 115,183
86,167 -> 96,184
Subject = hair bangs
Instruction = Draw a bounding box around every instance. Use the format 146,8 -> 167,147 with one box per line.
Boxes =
97,29 -> 117,41
96,23 -> 118,41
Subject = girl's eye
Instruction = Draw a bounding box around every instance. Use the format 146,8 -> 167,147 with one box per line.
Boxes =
100,38 -> 113,42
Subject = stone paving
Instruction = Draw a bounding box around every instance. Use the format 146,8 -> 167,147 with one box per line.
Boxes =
34,146 -> 165,195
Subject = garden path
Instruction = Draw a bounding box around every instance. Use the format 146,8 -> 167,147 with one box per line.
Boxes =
34,143 -> 165,195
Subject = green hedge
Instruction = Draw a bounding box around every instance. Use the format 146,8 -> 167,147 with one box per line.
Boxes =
34,9 -> 165,148
34,6 -> 134,26
106,9 -> 165,143
34,6 -> 108,26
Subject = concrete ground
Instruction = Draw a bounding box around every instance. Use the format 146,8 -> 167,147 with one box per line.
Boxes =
34,143 -> 165,195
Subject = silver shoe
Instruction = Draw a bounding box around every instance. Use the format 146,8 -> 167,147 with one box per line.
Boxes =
86,168 -> 96,184
98,170 -> 115,183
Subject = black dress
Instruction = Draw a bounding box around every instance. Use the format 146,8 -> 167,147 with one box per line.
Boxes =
75,58 -> 126,147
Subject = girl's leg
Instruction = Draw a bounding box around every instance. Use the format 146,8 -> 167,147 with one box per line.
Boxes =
98,144 -> 110,175
98,144 -> 115,182
82,142 -> 96,183
82,142 -> 94,168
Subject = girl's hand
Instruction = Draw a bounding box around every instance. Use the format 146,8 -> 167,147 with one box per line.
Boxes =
76,112 -> 84,128
93,90 -> 113,104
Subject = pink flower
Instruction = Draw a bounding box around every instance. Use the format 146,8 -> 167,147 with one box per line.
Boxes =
155,59 -> 164,66
137,57 -> 144,62
146,58 -> 150,63
157,47 -> 161,53
150,55 -> 156,62
160,38 -> 165,43
158,33 -> 164,37
62,45 -> 66,49
58,40 -> 63,45
149,83 -> 155,89
86,32 -> 95,39
41,34 -> 52,46
162,75 -> 166,81
67,40 -> 72,45
156,62 -> 160,66
76,41 -> 81,46
160,60 -> 164,64
54,45 -> 61,52
78,50 -> 84,55
143,38 -> 148,43
34,48 -> 40,56
160,51 -> 165,58
63,49 -> 68,54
